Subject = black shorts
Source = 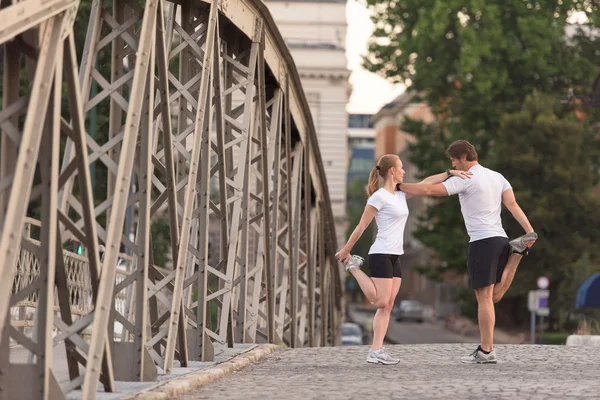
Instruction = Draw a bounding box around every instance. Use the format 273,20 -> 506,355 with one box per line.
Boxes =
467,237 -> 511,289
368,254 -> 403,279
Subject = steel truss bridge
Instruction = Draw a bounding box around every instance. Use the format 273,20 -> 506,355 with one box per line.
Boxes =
0,0 -> 344,398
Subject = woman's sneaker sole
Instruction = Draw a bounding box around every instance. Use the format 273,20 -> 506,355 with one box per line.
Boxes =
460,359 -> 498,364
366,357 -> 399,365
366,348 -> 400,365
345,254 -> 364,272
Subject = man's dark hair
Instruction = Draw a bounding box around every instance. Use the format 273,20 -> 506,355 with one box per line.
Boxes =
445,140 -> 478,161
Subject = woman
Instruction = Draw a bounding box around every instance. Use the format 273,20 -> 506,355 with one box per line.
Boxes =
335,154 -> 470,364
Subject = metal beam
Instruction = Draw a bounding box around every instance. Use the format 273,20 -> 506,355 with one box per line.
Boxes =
1,0 -> 344,397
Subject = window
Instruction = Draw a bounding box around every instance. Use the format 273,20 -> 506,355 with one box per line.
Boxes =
348,114 -> 374,129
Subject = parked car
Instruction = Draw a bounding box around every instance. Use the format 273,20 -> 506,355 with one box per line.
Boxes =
341,322 -> 363,346
394,300 -> 424,323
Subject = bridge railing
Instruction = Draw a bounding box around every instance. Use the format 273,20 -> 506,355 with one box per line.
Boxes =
0,0 -> 344,398
11,219 -> 131,328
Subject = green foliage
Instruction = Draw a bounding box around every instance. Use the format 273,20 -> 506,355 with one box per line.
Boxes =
363,0 -> 600,326
455,285 -> 478,320
542,331 -> 570,345
346,178 -> 373,285
363,0 -> 598,133
151,214 -> 172,267
493,94 -> 600,322
575,317 -> 600,334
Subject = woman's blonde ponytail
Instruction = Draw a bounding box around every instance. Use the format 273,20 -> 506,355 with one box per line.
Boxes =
366,154 -> 400,197
367,167 -> 380,197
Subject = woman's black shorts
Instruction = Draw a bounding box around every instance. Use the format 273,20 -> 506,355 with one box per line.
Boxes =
368,254 -> 403,279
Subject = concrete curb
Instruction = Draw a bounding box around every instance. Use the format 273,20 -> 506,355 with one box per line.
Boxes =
566,335 -> 600,347
121,344 -> 283,399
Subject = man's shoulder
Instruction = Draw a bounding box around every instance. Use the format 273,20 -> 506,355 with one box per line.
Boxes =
478,165 -> 506,179
444,175 -> 471,190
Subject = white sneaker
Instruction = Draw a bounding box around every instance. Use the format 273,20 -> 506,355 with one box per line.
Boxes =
366,347 -> 399,365
345,254 -> 364,272
460,346 -> 497,364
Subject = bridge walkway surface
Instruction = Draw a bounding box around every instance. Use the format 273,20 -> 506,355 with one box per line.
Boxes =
174,344 -> 600,400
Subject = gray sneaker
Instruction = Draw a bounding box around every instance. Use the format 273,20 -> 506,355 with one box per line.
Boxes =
366,347 -> 399,365
460,346 -> 497,364
345,254 -> 364,272
509,232 -> 538,255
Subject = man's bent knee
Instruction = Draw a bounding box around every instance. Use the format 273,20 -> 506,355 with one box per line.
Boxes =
474,286 -> 494,302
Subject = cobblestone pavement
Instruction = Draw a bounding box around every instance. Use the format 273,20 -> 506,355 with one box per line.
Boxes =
177,344 -> 600,399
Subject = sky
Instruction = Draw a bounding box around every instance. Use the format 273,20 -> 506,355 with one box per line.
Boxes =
343,3 -> 588,115
345,0 -> 405,115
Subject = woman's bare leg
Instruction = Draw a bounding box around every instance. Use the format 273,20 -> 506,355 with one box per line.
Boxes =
371,277 -> 401,350
349,268 -> 378,303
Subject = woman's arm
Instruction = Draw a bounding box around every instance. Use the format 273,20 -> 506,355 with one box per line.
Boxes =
420,170 -> 471,184
335,205 -> 377,263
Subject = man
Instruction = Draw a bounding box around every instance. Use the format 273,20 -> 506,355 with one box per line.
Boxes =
398,140 -> 537,364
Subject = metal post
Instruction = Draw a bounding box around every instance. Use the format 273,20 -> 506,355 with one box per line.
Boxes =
318,200 -> 327,346
530,311 -> 536,344
81,0 -> 160,394
0,0 -> 348,396
166,0 -> 219,370
305,137 -> 315,347
256,21 -> 275,344
89,57 -> 98,190
0,14 -> 65,338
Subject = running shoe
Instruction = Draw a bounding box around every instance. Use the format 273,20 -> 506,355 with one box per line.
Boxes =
367,347 -> 400,365
460,345 -> 497,364
509,232 -> 538,255
345,254 -> 364,272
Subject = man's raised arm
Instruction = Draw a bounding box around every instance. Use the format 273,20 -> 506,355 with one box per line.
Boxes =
501,189 -> 534,234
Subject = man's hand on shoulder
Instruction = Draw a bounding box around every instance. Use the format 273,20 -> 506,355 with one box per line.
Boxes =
448,170 -> 472,180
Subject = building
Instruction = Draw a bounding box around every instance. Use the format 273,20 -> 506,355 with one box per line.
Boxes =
347,113 -> 375,185
265,0 -> 350,247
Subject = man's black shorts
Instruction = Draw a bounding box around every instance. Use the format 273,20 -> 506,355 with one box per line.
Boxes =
467,237 -> 511,289
368,254 -> 403,279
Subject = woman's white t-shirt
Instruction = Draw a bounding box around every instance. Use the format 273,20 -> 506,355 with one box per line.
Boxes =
366,188 -> 409,255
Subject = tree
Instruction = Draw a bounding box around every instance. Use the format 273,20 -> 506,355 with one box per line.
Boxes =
492,94 -> 600,327
150,214 -> 173,267
363,0 -> 598,133
362,0 -> 600,279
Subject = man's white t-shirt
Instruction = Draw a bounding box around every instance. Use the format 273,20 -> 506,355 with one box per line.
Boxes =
366,188 -> 409,255
441,164 -> 512,242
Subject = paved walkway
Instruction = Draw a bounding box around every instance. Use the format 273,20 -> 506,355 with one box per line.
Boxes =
177,344 -> 600,399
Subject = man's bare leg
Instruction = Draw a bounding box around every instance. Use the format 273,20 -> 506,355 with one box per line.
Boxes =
475,286 -> 495,352
492,253 -> 523,303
